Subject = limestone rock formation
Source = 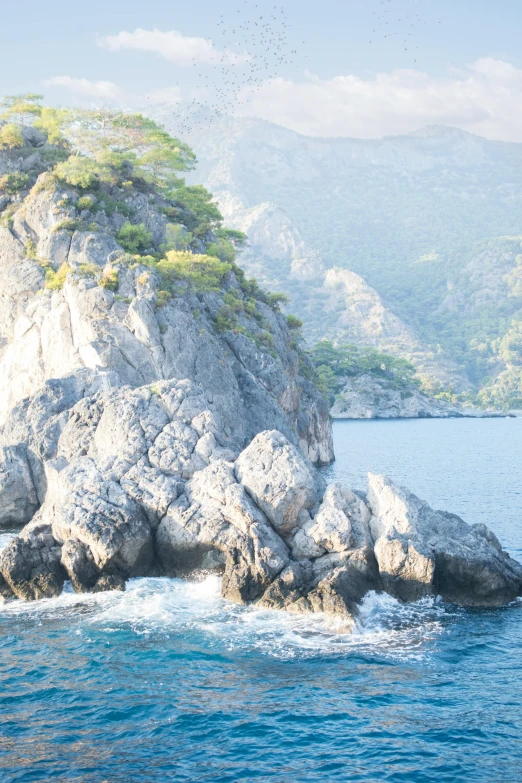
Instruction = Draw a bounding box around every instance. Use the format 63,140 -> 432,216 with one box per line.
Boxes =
0,444 -> 39,526
0,182 -> 332,466
368,474 -> 522,606
1,373 -> 520,617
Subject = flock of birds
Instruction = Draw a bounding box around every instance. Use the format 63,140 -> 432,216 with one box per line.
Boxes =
167,0 -> 438,135
172,3 -> 299,135
369,0 -> 440,62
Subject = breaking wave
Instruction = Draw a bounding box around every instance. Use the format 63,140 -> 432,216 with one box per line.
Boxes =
0,574 -> 453,662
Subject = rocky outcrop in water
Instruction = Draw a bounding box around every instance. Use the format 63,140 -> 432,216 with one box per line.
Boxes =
1,375 -> 520,619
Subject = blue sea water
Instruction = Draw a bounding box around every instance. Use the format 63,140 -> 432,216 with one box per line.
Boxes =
1,418 -> 521,783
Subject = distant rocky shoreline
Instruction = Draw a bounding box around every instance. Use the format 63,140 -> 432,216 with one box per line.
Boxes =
329,374 -> 517,420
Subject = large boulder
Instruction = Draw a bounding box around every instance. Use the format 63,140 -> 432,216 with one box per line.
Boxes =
49,459 -> 154,579
157,458 -> 290,603
0,518 -> 65,600
235,430 -> 319,536
368,473 -> 522,606
307,483 -> 372,553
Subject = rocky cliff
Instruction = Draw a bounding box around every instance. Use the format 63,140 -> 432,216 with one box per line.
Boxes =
1,112 -> 520,622
0,130 -> 332,465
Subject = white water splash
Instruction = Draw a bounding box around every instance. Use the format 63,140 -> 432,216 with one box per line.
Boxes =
0,575 -> 451,661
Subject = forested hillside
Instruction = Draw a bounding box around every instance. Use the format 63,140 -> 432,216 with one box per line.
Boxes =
149,110 -> 522,408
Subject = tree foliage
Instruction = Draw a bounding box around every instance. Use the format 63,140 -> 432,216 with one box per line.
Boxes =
0,94 -> 43,124
0,123 -> 24,149
0,97 -> 225,246
309,340 -> 419,403
143,250 -> 232,292
171,184 -> 222,234
0,172 -> 29,193
500,320 -> 522,366
116,222 -> 153,254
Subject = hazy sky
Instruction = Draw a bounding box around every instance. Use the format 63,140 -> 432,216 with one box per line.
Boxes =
2,0 -> 522,140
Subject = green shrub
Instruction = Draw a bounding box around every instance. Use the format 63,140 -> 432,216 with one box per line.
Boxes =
25,239 -> 37,259
206,237 -> 236,264
156,290 -> 172,308
76,195 -> 97,211
160,222 -> 192,252
0,123 -> 24,149
213,307 -> 238,333
263,291 -> 290,311
54,218 -> 96,234
244,299 -> 257,317
45,263 -> 72,290
286,314 -> 303,330
215,227 -> 248,249
54,157 -> 109,189
253,330 -> 276,356
0,172 -> 30,194
77,263 -> 99,279
100,268 -> 119,291
31,172 -> 57,195
117,222 -> 153,253
147,250 -> 232,293
38,147 -> 69,166
93,195 -> 133,218
223,291 -> 244,313
0,202 -> 18,228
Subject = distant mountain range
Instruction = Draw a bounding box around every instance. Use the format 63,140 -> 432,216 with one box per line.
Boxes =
150,107 -> 522,406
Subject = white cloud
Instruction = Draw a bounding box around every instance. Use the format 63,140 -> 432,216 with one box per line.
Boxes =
98,28 -> 248,67
235,58 -> 522,142
44,76 -> 183,109
45,58 -> 522,143
44,76 -> 127,102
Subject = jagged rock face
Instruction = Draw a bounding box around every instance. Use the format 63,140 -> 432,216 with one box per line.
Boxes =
235,430 -> 320,536
0,185 -> 333,466
0,445 -> 39,526
368,474 -> 522,606
0,518 -> 65,601
0,377 -> 520,617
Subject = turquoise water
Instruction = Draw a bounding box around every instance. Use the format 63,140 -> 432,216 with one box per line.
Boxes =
1,418 -> 521,783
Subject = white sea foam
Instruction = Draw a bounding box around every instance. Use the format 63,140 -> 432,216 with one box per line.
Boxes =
0,574 -> 450,661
